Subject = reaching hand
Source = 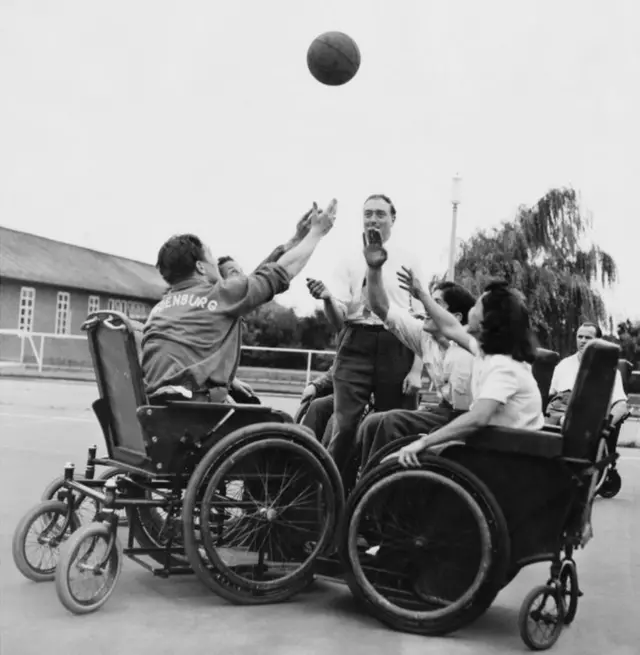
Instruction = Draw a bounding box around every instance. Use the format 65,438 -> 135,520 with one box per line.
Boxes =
396,266 -> 424,300
381,437 -> 427,468
309,199 -> 338,237
306,278 -> 331,300
292,207 -> 314,244
362,228 -> 388,269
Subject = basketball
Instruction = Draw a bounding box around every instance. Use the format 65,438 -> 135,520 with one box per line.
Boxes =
307,31 -> 361,86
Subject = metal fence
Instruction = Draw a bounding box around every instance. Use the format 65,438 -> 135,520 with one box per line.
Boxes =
0,328 -> 336,387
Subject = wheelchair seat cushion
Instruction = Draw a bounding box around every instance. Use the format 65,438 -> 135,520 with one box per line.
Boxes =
468,426 -> 563,459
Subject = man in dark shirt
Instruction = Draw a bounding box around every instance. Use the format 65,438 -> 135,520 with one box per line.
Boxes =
141,200 -> 337,400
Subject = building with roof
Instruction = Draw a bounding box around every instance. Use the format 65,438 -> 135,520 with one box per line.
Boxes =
0,226 -> 166,367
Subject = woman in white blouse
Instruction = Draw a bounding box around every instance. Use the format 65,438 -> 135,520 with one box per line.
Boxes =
386,268 -> 544,468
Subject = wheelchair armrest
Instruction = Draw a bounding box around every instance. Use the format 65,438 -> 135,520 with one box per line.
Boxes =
468,425 -> 564,459
543,423 -> 563,434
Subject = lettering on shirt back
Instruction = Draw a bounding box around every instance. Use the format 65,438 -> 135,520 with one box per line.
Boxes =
151,292 -> 218,315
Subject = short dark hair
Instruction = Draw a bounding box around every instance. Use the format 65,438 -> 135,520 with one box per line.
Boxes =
479,280 -> 537,363
579,321 -> 602,338
217,256 -> 234,267
364,194 -> 397,219
433,281 -> 476,325
155,234 -> 206,285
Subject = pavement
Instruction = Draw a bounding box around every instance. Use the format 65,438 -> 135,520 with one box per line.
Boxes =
1,378 -> 639,655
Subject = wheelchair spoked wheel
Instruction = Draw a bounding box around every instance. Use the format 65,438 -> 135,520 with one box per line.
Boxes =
182,424 -> 341,605
593,439 -> 611,496
12,500 -> 79,582
55,522 -> 124,615
339,456 -> 510,636
518,584 -> 565,651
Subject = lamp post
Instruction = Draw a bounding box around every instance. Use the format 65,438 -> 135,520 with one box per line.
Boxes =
447,173 -> 462,281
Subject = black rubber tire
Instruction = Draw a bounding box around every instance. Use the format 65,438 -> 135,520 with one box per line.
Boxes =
182,423 -> 341,605
12,500 -> 75,582
597,469 -> 622,499
339,455 -> 510,636
558,560 -> 579,625
518,584 -> 565,651
55,522 -> 123,615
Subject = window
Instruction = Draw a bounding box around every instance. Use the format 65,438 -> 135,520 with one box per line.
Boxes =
55,292 -> 71,335
88,295 -> 100,314
107,298 -> 126,313
127,301 -> 150,320
18,287 -> 36,332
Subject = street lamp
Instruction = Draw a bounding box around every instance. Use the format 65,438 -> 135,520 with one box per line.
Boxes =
447,173 -> 462,281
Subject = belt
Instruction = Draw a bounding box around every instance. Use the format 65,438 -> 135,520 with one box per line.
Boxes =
346,323 -> 386,332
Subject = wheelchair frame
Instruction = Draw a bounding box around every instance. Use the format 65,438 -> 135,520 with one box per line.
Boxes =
12,311 -> 621,652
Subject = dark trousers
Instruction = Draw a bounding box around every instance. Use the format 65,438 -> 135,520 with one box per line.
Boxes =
301,394 -> 335,443
328,324 -> 415,480
359,404 -> 464,469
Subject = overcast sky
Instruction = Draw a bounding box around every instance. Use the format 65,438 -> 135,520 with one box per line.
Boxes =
1,0 -> 638,321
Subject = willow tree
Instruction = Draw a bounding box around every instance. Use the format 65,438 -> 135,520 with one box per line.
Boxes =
452,188 -> 617,356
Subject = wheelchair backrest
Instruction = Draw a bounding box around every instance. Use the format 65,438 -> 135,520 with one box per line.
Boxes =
561,339 -> 620,460
83,311 -> 151,467
532,347 -> 560,410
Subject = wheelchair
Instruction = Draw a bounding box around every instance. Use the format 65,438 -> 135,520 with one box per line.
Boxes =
12,311 -> 344,613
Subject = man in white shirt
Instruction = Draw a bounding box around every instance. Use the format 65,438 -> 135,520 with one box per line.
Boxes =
320,195 -> 426,482
548,322 -> 628,425
358,270 -> 476,467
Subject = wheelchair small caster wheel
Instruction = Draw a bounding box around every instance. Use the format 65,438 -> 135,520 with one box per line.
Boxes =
12,500 -> 73,582
55,522 -> 123,615
558,560 -> 579,625
519,584 -> 565,650
598,469 -> 621,499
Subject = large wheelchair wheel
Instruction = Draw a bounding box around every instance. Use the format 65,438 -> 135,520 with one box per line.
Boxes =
339,455 -> 510,636
12,500 -> 78,582
182,423 -> 342,605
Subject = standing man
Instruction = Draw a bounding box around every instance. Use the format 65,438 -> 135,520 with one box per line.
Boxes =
321,194 -> 427,481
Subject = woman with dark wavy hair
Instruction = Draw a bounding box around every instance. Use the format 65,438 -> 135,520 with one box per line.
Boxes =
384,271 -> 544,468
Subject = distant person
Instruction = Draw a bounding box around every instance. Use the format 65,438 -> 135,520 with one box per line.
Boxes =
140,200 -> 337,402
547,322 -> 628,426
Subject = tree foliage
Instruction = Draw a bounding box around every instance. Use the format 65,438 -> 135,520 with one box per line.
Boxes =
452,187 -> 617,356
240,302 -> 336,370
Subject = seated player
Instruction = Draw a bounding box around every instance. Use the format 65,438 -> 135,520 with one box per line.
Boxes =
357,232 -> 476,467
546,321 -> 628,426
141,200 -> 337,401
383,265 -> 544,467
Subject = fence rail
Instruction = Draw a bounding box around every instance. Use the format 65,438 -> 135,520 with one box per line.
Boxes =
0,328 -> 336,387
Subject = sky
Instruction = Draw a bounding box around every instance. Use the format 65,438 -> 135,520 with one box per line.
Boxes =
1,0 -> 639,322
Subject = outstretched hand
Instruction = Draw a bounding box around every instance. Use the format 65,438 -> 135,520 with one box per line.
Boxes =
309,198 -> 338,237
362,228 -> 388,269
292,207 -> 314,243
396,266 -> 424,300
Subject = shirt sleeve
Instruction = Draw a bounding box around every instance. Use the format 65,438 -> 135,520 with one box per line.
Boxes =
218,263 -> 291,317
610,370 -> 628,405
475,357 -> 519,404
384,305 -> 425,358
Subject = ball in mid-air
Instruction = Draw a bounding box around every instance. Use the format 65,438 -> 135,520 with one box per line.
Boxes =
307,31 -> 361,86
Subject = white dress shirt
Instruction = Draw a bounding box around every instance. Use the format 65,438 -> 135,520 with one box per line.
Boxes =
384,306 -> 474,411
331,235 -> 427,327
550,353 -> 627,406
